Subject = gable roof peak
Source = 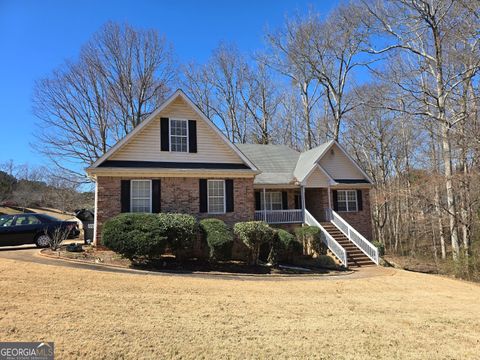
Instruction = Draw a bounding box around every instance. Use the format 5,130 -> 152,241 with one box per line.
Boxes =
87,88 -> 258,172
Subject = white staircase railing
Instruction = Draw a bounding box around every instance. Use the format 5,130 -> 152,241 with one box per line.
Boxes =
325,208 -> 379,265
304,210 -> 348,267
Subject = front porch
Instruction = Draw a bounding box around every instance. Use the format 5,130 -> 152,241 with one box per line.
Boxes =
253,186 -> 372,242
253,187 -> 332,224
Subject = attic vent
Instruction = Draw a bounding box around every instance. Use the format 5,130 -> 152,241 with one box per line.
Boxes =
330,148 -> 335,155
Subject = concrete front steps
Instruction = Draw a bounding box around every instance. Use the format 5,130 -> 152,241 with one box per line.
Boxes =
321,222 -> 376,268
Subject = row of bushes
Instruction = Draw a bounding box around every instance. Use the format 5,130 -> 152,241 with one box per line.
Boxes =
102,213 -> 327,266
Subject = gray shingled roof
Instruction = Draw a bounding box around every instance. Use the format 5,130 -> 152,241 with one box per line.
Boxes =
236,144 -> 300,185
293,141 -> 333,182
236,140 -> 370,186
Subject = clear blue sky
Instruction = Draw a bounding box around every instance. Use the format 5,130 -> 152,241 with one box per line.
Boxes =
0,0 -> 335,167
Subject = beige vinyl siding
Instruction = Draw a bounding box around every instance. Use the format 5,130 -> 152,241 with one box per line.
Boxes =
318,144 -> 365,180
305,167 -> 330,188
110,97 -> 243,164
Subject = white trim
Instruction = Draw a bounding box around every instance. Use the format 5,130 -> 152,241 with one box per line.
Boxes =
207,179 -> 226,214
169,118 -> 189,153
130,179 -> 152,213
88,168 -> 256,178
301,163 -> 337,186
93,180 -> 98,245
88,89 -> 258,172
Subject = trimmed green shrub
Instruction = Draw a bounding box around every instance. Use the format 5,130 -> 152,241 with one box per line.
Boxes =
295,226 -> 327,256
276,229 -> 302,262
200,218 -> 233,261
102,213 -> 197,262
234,221 -> 275,265
157,213 -> 197,259
372,241 -> 385,256
315,255 -> 337,269
102,213 -> 167,261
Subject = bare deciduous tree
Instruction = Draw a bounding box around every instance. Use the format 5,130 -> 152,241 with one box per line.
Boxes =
33,22 -> 176,179
364,0 -> 480,260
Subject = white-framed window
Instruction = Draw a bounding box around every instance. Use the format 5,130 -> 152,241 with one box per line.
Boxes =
130,180 -> 152,213
260,191 -> 283,210
337,190 -> 358,212
207,180 -> 225,214
170,119 -> 188,152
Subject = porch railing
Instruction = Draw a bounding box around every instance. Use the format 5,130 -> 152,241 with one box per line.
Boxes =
325,208 -> 379,265
305,210 -> 348,267
254,209 -> 304,224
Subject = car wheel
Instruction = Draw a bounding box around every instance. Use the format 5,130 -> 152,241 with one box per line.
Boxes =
35,234 -> 51,248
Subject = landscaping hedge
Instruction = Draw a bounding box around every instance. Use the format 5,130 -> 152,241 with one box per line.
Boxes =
199,218 -> 233,261
157,213 -> 197,259
295,226 -> 327,256
276,229 -> 302,262
102,212 -> 197,261
372,241 -> 385,256
234,221 -> 275,265
102,213 -> 167,261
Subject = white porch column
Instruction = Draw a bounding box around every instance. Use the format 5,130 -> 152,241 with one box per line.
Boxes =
301,185 -> 306,222
327,185 -> 332,221
93,178 -> 99,247
327,185 -> 332,209
262,188 -> 267,222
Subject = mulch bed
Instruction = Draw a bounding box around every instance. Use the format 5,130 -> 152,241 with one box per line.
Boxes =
42,243 -> 343,275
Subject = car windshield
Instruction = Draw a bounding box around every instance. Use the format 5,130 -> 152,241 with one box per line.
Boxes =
0,215 -> 14,227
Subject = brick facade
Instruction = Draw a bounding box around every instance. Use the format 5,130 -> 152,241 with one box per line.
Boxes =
304,187 -> 373,240
337,188 -> 372,240
94,176 -> 254,246
95,176 -> 372,247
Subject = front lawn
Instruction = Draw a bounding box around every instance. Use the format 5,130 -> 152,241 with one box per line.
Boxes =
0,259 -> 479,359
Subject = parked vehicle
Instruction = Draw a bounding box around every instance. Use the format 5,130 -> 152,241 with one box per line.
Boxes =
0,213 -> 79,247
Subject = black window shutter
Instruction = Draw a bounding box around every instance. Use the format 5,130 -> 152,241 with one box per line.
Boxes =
357,189 -> 363,211
282,191 -> 288,210
294,194 -> 300,209
121,180 -> 130,212
199,179 -> 207,213
188,120 -> 197,153
152,180 -> 161,213
255,191 -> 261,210
332,190 -> 338,211
226,179 -> 234,212
160,117 -> 169,151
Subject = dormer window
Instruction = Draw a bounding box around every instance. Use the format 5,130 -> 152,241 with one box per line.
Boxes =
170,119 -> 188,152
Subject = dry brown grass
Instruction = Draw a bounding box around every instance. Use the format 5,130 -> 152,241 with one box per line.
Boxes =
0,260 -> 479,359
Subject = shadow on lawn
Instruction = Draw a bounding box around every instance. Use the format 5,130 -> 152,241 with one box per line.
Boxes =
133,256 -> 336,275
